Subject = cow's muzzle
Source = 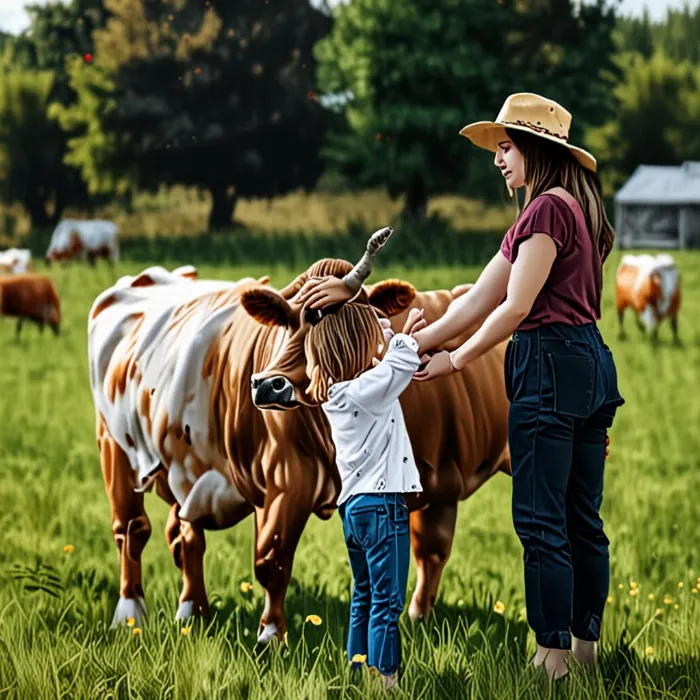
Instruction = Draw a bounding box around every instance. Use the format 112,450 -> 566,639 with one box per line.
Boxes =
251,375 -> 299,409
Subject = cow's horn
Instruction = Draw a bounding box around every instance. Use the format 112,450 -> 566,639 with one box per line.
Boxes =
341,226 -> 394,293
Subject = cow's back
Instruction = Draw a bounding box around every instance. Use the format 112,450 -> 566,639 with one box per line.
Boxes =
389,288 -> 509,503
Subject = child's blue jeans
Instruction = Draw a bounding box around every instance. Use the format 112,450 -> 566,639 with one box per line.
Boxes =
338,492 -> 410,676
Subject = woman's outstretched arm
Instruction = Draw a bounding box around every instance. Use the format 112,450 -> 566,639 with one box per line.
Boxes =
412,251 -> 512,355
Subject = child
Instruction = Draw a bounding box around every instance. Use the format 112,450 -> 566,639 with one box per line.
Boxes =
303,302 -> 426,689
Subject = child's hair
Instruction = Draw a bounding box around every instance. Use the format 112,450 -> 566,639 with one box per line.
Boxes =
305,303 -> 384,404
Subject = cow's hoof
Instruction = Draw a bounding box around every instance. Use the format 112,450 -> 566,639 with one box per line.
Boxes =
257,622 -> 280,645
175,601 -> 194,621
408,600 -> 427,623
111,596 -> 147,628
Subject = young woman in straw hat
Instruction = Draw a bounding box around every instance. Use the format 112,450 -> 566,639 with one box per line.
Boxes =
298,93 -> 625,680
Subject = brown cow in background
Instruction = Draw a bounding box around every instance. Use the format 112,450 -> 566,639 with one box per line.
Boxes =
88,260 -> 509,643
0,274 -> 60,338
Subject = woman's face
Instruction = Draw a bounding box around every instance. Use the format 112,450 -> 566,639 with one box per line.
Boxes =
494,138 -> 526,189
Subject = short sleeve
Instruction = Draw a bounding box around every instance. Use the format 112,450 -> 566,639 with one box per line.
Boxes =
502,195 -> 572,264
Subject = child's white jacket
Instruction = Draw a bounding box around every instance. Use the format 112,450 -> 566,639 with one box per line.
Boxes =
321,333 -> 423,506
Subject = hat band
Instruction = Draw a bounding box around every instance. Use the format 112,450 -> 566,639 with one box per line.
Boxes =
501,119 -> 569,142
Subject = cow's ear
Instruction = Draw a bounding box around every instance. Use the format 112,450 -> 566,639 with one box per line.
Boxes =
368,279 -> 416,317
241,288 -> 294,327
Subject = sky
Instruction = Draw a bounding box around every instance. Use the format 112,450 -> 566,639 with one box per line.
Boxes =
0,0 -> 697,35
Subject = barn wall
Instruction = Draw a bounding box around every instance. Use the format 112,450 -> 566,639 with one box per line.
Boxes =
617,204 -> 683,249
680,206 -> 700,249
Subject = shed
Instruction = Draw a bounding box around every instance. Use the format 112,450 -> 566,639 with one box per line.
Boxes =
614,161 -> 700,249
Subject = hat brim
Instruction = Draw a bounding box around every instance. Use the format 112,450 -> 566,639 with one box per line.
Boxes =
459,121 -> 597,173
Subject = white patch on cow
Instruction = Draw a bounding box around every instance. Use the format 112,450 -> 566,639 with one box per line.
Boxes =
46,219 -> 120,262
639,305 -> 657,332
175,600 -> 195,621
112,596 -> 147,628
0,248 -> 31,274
178,470 -> 247,528
257,622 -> 280,645
89,266 -> 262,521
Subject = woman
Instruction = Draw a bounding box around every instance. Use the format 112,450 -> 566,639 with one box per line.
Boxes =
298,93 -> 625,681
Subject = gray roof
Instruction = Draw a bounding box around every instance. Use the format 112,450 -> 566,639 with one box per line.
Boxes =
615,161 -> 700,205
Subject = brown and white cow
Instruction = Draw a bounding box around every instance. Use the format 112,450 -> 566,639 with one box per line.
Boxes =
0,274 -> 60,337
46,219 -> 119,266
88,259 -> 510,642
616,253 -> 681,344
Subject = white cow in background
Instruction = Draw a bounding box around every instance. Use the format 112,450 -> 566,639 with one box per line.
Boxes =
0,248 -> 32,275
45,219 -> 119,265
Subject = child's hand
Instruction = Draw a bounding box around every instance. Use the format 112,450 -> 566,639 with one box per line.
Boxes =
379,318 -> 395,343
402,308 -> 426,337
297,276 -> 356,310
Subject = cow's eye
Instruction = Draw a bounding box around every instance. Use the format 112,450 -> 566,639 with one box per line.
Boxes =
304,308 -> 324,326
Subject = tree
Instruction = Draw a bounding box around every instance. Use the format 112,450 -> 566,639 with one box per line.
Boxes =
53,0 -> 334,231
585,50 -> 700,195
0,71 -> 71,227
314,0 -> 620,219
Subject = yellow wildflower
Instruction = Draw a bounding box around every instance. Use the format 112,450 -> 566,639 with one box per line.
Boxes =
645,646 -> 654,656
629,580 -> 638,590
132,628 -> 142,636
240,582 -> 253,593
493,601 -> 505,614
606,596 -> 613,604
648,593 -> 655,601
305,615 -> 322,626
126,617 -> 135,627
678,581 -> 684,589
691,588 -> 698,594
351,654 -> 368,664
664,595 -> 673,605
674,604 -> 679,610
181,627 -> 191,636
618,583 -> 624,590
655,608 -> 663,616
63,544 -> 74,554
629,588 -> 638,597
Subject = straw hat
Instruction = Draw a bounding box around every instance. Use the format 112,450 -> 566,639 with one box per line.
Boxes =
459,92 -> 597,172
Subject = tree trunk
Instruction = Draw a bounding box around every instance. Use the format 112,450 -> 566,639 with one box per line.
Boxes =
401,173 -> 428,221
24,191 -> 51,230
208,184 -> 238,232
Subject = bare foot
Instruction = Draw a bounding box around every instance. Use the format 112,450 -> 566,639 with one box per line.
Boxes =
533,645 -> 570,680
572,637 -> 597,666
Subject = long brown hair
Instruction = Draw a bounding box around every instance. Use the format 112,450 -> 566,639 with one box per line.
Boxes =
305,303 -> 384,404
506,128 -> 615,262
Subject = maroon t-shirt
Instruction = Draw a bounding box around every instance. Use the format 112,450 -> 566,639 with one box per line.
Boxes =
500,189 -> 602,331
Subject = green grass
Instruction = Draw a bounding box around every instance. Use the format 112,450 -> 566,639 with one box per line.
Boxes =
0,250 -> 699,699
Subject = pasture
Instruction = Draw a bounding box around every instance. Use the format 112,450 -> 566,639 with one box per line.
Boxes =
0,250 -> 699,699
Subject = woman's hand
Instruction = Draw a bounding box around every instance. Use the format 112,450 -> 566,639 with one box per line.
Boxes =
412,350 -> 456,382
296,276 -> 356,310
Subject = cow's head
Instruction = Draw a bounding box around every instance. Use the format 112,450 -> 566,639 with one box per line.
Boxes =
241,259 -> 416,410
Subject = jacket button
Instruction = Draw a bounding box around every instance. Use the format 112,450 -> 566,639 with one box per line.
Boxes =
353,411 -> 358,417
403,457 -> 407,463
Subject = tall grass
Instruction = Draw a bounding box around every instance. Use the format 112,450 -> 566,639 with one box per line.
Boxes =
0,250 -> 698,698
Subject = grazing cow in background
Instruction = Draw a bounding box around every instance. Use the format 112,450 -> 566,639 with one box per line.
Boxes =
0,274 -> 60,337
45,219 -> 119,266
88,260 -> 510,643
616,253 -> 681,344
0,248 -> 32,275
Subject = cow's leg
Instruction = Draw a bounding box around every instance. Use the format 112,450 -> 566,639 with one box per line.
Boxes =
15,317 -> 22,339
616,307 -> 625,340
408,502 -> 458,622
254,496 -> 311,644
99,420 -> 151,627
165,504 -> 210,620
671,314 -> 680,346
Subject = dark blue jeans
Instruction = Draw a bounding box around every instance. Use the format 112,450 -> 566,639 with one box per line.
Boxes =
504,322 -> 625,650
338,492 -> 410,676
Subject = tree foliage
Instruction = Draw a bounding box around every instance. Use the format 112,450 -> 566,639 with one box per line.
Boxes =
585,49 -> 700,194
315,0 -> 619,218
53,0 -> 333,230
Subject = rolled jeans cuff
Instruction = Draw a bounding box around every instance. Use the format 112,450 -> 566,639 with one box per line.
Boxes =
535,630 -> 571,650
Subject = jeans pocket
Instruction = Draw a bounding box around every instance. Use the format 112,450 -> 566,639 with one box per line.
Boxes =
542,341 -> 595,418
349,506 -> 380,548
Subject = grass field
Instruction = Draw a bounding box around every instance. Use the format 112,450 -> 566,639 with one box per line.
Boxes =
0,249 -> 699,699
